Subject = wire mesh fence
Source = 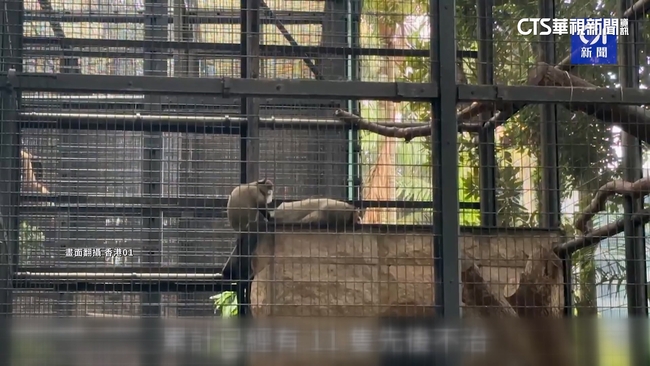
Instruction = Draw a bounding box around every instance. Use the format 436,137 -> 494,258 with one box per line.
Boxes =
2,0 -> 650,362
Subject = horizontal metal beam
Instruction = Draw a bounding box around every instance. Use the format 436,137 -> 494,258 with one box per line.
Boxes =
25,48 -> 479,61
21,195 -> 230,208
16,74 -> 648,104
16,266 -> 224,274
25,36 -> 431,57
7,73 -> 439,101
25,9 -> 325,25
20,113 -> 343,127
19,111 -> 432,133
23,37 -> 478,60
20,203 -> 478,217
13,279 -> 233,292
20,95 -> 340,116
19,194 -> 480,214
20,115 -> 239,134
19,205 -> 226,216
15,271 -> 223,280
459,84 -> 650,105
13,272 -> 235,293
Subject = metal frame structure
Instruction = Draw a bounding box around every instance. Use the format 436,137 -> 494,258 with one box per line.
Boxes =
619,2 -> 649,365
0,0 -> 479,320
0,0 -> 649,330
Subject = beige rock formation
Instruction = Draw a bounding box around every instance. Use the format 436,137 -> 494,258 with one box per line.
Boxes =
249,227 -> 564,318
246,226 -> 573,366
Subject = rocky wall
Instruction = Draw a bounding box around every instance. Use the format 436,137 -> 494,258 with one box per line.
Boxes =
249,227 -> 564,318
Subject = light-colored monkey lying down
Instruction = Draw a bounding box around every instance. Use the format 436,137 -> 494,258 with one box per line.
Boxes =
271,198 -> 363,226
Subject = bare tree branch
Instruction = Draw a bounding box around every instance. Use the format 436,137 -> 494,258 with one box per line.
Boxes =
332,61 -> 562,141
557,208 -> 650,253
507,248 -> 563,318
337,59 -> 650,144
461,263 -> 518,317
530,62 -> 650,144
334,101 -> 496,142
574,176 -> 650,233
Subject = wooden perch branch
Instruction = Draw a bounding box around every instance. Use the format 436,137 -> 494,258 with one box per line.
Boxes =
335,109 -> 431,142
334,101 -> 496,142
574,176 -> 650,233
461,263 -> 518,317
531,62 -> 650,144
335,5 -> 650,141
338,60 -> 650,144
507,249 -> 563,318
558,208 -> 650,253
333,61 -> 572,141
459,254 -> 571,366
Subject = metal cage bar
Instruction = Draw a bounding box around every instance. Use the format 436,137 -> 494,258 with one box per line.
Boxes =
476,0 -> 497,227
538,0 -> 561,230
3,0 -> 650,329
238,0 -> 262,317
25,9 -> 327,25
347,0 -> 363,202
22,34 -> 475,58
538,0 -> 566,320
52,19 -> 82,318
0,0 -> 23,318
141,0 -> 168,317
11,72 -> 650,104
432,0 -> 461,320
620,1 -> 650,363
620,0 -> 648,318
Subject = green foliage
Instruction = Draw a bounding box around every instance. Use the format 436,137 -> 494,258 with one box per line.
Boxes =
357,0 -> 639,315
19,221 -> 45,264
210,291 -> 239,317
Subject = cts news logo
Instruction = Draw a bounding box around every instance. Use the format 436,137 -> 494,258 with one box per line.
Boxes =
516,18 -> 555,36
516,18 -> 628,65
516,18 -> 627,36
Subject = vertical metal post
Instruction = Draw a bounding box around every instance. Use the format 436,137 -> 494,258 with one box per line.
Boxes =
319,0 -> 349,200
54,52 -> 81,318
538,0 -> 560,229
347,0 -> 362,202
0,0 -> 21,346
239,0 -> 261,317
539,0 -> 566,321
619,0 -> 648,318
561,251 -> 573,317
142,0 -> 167,320
431,0 -> 460,319
0,0 -> 23,320
476,0 -> 497,227
175,0 -> 204,316
173,0 -> 199,77
619,1 -> 649,365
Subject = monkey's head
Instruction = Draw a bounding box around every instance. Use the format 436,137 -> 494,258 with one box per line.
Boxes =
353,208 -> 365,224
254,178 -> 274,206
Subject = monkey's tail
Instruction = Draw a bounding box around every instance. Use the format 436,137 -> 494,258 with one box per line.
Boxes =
220,232 -> 260,281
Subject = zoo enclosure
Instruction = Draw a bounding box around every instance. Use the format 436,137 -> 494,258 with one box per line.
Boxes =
0,0 -> 465,318
0,0 -> 648,326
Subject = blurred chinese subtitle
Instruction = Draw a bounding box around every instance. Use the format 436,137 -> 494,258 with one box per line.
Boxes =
5,319 -> 488,365
64,247 -> 134,258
